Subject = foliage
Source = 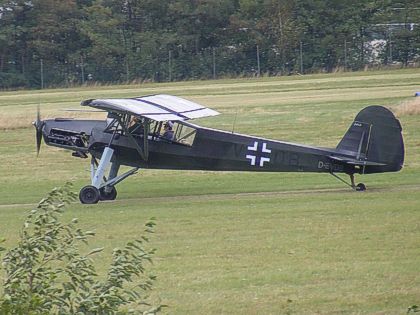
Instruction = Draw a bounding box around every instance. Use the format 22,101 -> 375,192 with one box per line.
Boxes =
0,0 -> 419,88
408,305 -> 419,313
0,183 -> 160,314
0,72 -> 29,89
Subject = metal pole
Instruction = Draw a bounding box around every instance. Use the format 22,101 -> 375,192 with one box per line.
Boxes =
389,32 -> 392,63
212,47 -> 216,79
168,50 -> 172,82
300,41 -> 303,74
256,45 -> 260,77
126,59 -> 129,82
40,58 -> 44,89
81,55 -> 85,85
344,40 -> 347,71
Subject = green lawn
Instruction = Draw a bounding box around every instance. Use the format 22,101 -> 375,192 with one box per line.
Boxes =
0,69 -> 419,314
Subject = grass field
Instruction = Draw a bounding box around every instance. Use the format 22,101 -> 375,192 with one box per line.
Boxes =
0,69 -> 419,314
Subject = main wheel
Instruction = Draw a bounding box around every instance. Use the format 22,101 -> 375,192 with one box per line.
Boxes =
356,183 -> 366,191
79,185 -> 100,204
99,186 -> 117,201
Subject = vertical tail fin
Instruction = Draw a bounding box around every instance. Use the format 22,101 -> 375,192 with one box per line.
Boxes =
336,106 -> 404,173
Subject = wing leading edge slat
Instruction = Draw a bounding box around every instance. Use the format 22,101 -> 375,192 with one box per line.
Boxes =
81,94 -> 219,122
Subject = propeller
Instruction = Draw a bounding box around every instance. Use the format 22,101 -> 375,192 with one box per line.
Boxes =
32,105 -> 44,156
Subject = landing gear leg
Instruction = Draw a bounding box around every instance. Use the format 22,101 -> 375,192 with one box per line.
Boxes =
330,172 -> 366,191
99,162 -> 119,201
349,173 -> 356,189
79,148 -> 138,204
350,174 -> 366,191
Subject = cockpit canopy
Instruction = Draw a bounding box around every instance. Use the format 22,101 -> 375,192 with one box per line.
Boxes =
106,114 -> 197,146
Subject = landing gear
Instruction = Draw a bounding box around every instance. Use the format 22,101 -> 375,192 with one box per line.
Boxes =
349,174 -> 366,191
330,172 -> 366,192
355,183 -> 366,191
78,116 -> 146,204
99,186 -> 117,201
79,185 -> 100,204
79,148 -> 138,204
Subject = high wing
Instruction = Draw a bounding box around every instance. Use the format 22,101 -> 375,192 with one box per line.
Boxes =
81,94 -> 219,121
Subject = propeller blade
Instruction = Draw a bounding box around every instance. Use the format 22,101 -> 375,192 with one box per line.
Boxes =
33,105 -> 44,156
36,126 -> 42,156
37,104 -> 40,123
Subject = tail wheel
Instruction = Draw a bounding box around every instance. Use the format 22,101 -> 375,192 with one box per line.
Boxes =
79,185 -> 100,204
99,186 -> 117,201
356,183 -> 366,191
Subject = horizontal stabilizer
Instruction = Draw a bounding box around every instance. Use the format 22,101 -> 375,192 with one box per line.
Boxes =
328,155 -> 386,166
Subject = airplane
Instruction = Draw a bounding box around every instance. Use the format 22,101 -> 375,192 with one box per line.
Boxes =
33,94 -> 404,204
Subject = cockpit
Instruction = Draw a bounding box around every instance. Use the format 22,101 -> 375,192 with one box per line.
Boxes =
105,113 -> 197,147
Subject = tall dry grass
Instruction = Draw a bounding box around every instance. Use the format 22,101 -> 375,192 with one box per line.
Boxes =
394,97 -> 420,116
0,111 -> 105,130
0,115 -> 31,130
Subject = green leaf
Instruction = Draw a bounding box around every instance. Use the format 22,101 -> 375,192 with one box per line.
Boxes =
87,247 -> 104,256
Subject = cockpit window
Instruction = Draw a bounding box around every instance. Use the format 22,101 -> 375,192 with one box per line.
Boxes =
172,122 -> 196,146
105,113 -> 196,146
105,117 -> 123,133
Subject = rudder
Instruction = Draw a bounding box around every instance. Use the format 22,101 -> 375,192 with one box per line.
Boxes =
336,106 -> 404,173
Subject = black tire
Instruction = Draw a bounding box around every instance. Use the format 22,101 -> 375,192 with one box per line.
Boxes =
79,185 -> 100,204
356,183 -> 366,191
99,186 -> 117,201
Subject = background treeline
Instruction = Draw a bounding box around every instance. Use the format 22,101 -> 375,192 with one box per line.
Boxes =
0,0 -> 419,88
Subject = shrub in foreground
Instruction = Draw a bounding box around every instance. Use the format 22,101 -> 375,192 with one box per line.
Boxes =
0,183 -> 161,314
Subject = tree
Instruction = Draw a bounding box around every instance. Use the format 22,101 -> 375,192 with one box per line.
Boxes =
0,0 -> 419,88
0,0 -> 33,87
0,183 -> 161,314
385,0 -> 420,66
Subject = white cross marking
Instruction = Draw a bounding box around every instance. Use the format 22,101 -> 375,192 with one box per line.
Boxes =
246,141 -> 271,167
262,143 -> 271,153
247,141 -> 258,151
246,154 -> 256,166
260,157 -> 270,167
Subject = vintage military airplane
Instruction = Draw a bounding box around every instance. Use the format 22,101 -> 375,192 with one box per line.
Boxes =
33,94 -> 404,204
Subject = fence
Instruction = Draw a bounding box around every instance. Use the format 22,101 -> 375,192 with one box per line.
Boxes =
2,39 -> 419,89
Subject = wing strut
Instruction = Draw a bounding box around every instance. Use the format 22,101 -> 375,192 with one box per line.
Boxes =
118,116 -> 150,161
